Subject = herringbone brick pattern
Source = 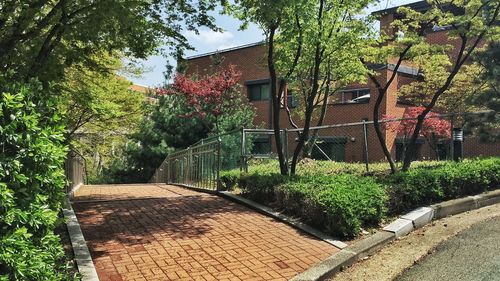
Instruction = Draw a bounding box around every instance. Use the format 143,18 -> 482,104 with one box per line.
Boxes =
73,184 -> 199,201
73,184 -> 338,281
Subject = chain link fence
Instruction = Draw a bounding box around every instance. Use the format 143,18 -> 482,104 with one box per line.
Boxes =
150,111 -> 499,189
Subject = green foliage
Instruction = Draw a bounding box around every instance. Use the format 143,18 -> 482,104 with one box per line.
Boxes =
58,53 -> 145,182
0,0 -> 219,82
0,77 -> 72,280
102,83 -> 255,183
219,170 -> 242,191
228,0 -> 375,174
277,175 -> 387,238
239,173 -> 289,203
225,158 -> 498,238
463,42 -> 500,142
385,157 -> 500,214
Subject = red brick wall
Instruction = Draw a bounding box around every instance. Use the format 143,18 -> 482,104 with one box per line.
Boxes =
185,43 -> 411,162
185,44 -> 272,128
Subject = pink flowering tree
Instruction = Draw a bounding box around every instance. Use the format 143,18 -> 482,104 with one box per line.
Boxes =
157,65 -> 242,134
383,107 -> 451,161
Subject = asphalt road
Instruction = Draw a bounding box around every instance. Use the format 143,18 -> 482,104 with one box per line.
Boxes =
397,216 -> 500,281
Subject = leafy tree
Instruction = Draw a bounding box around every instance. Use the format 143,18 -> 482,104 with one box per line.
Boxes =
225,0 -> 293,175
104,66 -> 255,183
161,65 -> 244,133
0,0 -> 221,83
383,107 -> 451,159
55,53 -> 145,180
462,41 -> 500,142
363,0 -> 500,172
227,0 -> 373,175
58,54 -> 144,141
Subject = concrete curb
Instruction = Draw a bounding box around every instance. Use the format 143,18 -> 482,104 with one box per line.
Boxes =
63,199 -> 99,281
431,189 -> 500,219
218,191 -> 348,249
292,188 -> 500,281
68,182 -> 83,200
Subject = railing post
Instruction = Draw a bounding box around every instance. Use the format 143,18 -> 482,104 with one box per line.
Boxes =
450,113 -> 455,160
216,137 -> 222,191
283,129 -> 289,168
362,119 -> 370,172
240,128 -> 246,173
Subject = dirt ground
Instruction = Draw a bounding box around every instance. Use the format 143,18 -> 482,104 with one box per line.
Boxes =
333,203 -> 500,281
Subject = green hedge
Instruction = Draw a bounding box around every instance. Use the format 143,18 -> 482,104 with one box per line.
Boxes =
276,175 -> 386,238
385,158 -> 500,214
0,78 -> 73,280
238,173 -> 288,203
223,157 -> 499,239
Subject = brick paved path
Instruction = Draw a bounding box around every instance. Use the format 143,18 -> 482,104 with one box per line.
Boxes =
72,184 -> 339,281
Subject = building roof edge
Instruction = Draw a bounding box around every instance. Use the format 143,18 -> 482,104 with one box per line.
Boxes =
185,41 -> 265,60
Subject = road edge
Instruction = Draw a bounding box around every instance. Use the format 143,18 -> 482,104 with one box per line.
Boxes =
291,188 -> 500,281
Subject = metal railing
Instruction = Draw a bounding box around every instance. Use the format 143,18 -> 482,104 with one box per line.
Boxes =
65,149 -> 87,196
150,138 -> 221,191
151,110 -> 499,185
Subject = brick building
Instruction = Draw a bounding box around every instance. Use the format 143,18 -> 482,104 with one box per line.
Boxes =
184,1 -> 498,162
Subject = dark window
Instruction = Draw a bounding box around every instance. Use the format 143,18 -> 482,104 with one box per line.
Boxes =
395,138 -> 424,162
333,88 -> 370,103
436,141 -> 450,160
251,136 -> 271,155
248,83 -> 270,101
287,90 -> 298,108
310,137 -> 347,161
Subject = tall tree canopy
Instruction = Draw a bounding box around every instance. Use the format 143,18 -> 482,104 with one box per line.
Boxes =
0,0 -> 221,82
363,0 -> 500,172
227,0 -> 374,175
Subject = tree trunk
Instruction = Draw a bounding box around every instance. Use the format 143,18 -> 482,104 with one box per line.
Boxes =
267,27 -> 288,176
373,100 -> 397,173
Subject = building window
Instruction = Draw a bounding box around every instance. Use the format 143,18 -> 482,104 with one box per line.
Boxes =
248,83 -> 270,101
251,135 -> 271,155
287,90 -> 298,108
333,88 -> 370,104
310,137 -> 347,161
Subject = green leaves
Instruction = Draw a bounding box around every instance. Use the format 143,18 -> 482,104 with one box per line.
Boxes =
0,76 -> 71,280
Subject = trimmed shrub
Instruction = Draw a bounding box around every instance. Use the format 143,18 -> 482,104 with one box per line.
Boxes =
219,170 -> 241,191
385,158 -> 500,214
277,175 -> 387,238
225,158 -> 499,238
0,78 -> 72,280
239,173 -> 288,203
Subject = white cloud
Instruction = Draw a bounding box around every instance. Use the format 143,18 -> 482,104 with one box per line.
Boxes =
186,29 -> 234,47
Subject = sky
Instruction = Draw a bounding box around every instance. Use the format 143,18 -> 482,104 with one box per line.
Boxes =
127,0 -> 419,87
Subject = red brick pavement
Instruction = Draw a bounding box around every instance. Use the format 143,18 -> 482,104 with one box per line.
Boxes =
72,184 -> 339,281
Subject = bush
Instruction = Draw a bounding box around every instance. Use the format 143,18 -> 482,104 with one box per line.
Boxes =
385,158 -> 500,214
225,158 -> 499,239
277,175 -> 387,238
239,173 -> 288,203
219,170 -> 241,191
0,78 -> 72,280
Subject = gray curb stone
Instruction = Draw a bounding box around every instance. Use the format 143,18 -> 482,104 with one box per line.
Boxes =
431,196 -> 477,219
401,207 -> 434,229
292,232 -> 396,281
218,191 -> 348,249
63,200 -> 99,281
291,250 -> 358,281
383,218 -> 414,237
292,188 -> 500,281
